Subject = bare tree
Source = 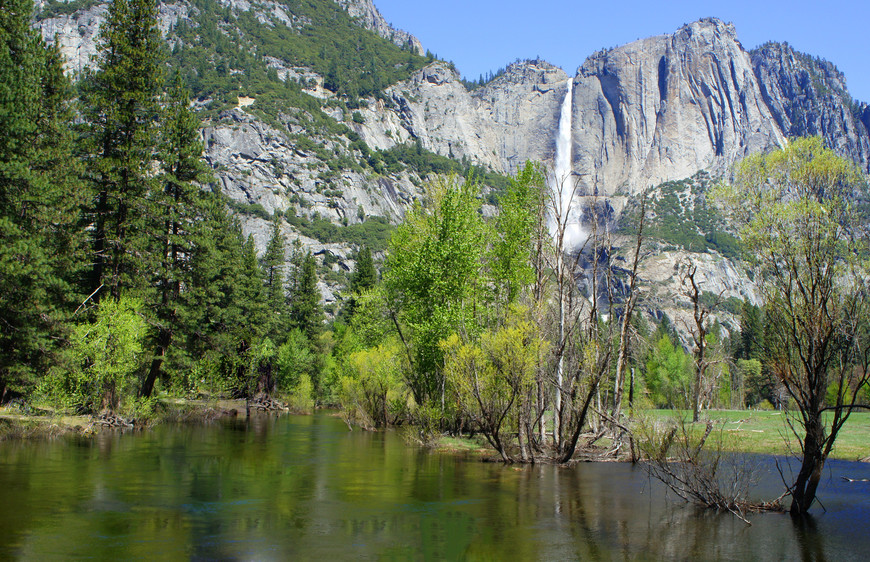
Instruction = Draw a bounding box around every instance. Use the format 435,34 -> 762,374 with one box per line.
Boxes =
715,137 -> 870,515
679,261 -> 723,422
611,196 -> 647,421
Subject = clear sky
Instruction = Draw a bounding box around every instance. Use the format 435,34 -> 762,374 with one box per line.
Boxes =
373,0 -> 870,103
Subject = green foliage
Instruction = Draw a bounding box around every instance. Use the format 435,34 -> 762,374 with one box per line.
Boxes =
226,198 -> 272,220
350,247 -> 377,293
370,142 -> 511,193
338,341 -> 408,428
44,297 -> 148,414
619,171 -> 741,259
262,216 -> 288,335
717,136 -> 870,514
491,161 -> 546,307
0,0 -> 85,397
290,252 -> 324,342
79,0 -> 164,300
442,307 -> 546,460
384,175 -> 488,403
287,373 -> 314,414
276,329 -> 316,392
643,334 -> 692,409
167,0 -> 429,123
284,214 -> 394,252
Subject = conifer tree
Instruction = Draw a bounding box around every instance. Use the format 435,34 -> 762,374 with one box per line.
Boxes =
140,72 -> 213,397
80,0 -> 163,301
291,252 -> 324,343
343,246 -> 376,319
182,199 -> 269,395
0,0 -> 84,399
262,215 -> 288,336
349,247 -> 376,293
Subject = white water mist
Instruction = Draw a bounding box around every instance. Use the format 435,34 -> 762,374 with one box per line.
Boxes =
549,78 -> 586,252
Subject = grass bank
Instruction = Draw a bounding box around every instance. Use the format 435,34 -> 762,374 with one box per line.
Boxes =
0,398 -> 251,441
645,409 -> 870,461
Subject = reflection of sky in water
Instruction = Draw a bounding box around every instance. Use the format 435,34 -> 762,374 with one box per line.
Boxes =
0,412 -> 867,560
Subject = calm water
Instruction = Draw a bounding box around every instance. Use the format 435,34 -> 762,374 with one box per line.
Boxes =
1,412 -> 868,560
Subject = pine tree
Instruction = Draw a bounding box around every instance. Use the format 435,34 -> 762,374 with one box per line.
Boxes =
140,72 -> 214,397
182,197 -> 269,396
262,215 -> 287,337
80,0 -> 163,301
349,247 -> 376,293
343,246 -> 376,319
0,0 -> 84,399
290,252 -> 324,342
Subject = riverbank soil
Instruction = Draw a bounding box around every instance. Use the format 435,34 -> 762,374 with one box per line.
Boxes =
0,398 -> 249,440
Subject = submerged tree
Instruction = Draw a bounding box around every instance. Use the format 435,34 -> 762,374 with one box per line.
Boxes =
716,136 -> 870,516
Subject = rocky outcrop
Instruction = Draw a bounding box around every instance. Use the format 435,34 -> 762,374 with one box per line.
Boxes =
203,108 -> 419,223
36,3 -> 108,75
751,42 -> 870,173
570,18 -> 785,196
334,0 -> 423,54
473,60 -> 568,176
373,59 -> 568,176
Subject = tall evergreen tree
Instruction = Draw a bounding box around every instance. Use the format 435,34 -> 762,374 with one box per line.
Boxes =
140,72 -> 213,397
0,0 -> 84,399
182,199 -> 269,396
262,215 -> 287,336
349,247 -> 376,294
290,252 -> 324,342
80,0 -> 163,301
343,246 -> 376,319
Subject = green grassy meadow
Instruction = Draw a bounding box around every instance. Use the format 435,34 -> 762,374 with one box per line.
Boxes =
646,409 -> 870,461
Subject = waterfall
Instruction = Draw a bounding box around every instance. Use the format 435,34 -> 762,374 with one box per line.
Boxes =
549,78 -> 585,252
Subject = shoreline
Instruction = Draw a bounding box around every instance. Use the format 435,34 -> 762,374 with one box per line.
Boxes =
0,398 -> 269,441
2,404 -> 869,463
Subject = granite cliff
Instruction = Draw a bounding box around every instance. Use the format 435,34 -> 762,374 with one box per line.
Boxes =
32,3 -> 870,315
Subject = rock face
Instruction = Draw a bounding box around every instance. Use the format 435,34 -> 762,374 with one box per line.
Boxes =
751,42 -> 870,173
334,0 -> 423,54
570,19 -> 785,195
35,3 -> 108,76
31,4 -> 870,311
473,60 -> 568,176
376,60 -> 566,174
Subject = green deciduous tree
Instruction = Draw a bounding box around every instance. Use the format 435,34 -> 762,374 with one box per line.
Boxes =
716,136 -> 870,516
383,175 -> 488,405
45,297 -> 148,414
442,307 -> 546,462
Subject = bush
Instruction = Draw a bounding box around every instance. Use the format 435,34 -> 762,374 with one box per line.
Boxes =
337,342 -> 408,429
287,374 -> 314,414
41,297 -> 148,414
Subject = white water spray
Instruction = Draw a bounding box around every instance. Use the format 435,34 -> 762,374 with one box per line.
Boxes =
549,78 -> 586,252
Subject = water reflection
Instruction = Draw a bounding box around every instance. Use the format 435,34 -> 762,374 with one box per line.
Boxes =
0,412 -> 867,560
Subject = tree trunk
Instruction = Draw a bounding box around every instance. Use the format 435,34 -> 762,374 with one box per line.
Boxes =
790,416 -> 826,515
141,328 -> 171,398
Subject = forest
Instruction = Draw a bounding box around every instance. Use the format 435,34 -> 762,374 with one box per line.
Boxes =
3,0 -> 870,518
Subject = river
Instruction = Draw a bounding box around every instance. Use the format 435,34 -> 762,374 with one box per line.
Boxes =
1,411 -> 868,560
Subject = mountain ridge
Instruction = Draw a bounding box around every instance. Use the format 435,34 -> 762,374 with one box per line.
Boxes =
31,3 -> 870,314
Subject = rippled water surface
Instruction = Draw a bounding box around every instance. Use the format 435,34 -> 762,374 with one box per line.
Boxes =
1,412 -> 868,560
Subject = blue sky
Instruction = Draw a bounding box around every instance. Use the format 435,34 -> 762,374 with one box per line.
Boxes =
374,0 -> 870,103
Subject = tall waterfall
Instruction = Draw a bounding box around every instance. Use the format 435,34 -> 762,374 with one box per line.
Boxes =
549,78 -> 585,252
